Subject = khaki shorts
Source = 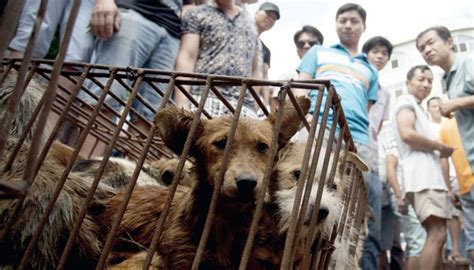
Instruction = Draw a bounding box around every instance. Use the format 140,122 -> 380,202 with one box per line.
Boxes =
407,189 -> 452,224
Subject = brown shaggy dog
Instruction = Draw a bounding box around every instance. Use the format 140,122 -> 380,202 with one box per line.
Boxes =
0,72 -> 115,269
0,140 -> 115,269
71,156 -> 194,189
99,97 -> 310,269
145,157 -> 194,187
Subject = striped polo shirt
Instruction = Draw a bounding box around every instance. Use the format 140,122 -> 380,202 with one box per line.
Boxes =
297,44 -> 379,145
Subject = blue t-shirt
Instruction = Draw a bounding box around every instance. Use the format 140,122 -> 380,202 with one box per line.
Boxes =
297,44 -> 379,145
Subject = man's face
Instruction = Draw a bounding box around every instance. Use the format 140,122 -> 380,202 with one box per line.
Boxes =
417,30 -> 453,67
406,69 -> 433,102
336,10 -> 365,47
255,10 -> 278,33
367,45 -> 389,71
427,98 -> 442,119
296,32 -> 321,59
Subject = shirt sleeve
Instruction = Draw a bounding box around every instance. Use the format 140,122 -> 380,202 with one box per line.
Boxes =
181,6 -> 200,34
394,96 -> 415,116
463,55 -> 474,95
439,122 -> 447,144
296,46 -> 318,77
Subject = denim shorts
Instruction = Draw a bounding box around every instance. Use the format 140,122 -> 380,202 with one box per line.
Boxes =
460,185 -> 474,253
81,8 -> 179,122
391,194 -> 427,258
9,0 -> 94,62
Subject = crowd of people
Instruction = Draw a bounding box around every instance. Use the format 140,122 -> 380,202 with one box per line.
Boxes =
3,0 -> 474,269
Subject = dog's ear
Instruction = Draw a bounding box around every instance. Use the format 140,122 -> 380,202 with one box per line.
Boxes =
269,96 -> 310,147
338,151 -> 370,173
156,105 -> 203,156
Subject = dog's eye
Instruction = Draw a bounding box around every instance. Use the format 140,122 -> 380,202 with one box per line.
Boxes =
256,142 -> 269,153
332,183 -> 337,190
213,138 -> 227,149
292,170 -> 301,181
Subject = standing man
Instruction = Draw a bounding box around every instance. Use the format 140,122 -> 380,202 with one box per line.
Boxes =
175,0 -> 260,118
254,2 -> 279,106
272,25 -> 323,110
394,65 -> 454,270
79,0 -> 193,156
417,27 -> 474,265
294,25 -> 324,60
362,36 -> 404,269
416,26 -> 474,172
296,3 -> 380,269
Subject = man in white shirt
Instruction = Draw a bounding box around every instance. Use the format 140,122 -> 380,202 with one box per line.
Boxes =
393,65 -> 454,269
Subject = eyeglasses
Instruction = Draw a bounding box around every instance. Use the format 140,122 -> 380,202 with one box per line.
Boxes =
296,40 -> 320,49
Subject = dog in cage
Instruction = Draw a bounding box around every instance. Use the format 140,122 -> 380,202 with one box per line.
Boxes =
248,140 -> 370,269
0,70 -> 48,144
71,156 -> 194,189
145,157 -> 194,187
0,71 -> 116,269
97,97 -> 311,269
328,153 -> 371,270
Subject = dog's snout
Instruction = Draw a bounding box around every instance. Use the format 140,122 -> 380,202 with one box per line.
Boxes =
317,206 -> 329,223
236,175 -> 257,193
162,170 -> 174,185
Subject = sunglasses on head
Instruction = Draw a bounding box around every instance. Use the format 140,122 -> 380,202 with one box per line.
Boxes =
296,40 -> 319,49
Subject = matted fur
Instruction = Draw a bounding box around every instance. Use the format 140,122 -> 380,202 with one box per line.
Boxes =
0,71 -> 47,145
72,156 -> 194,189
0,139 -> 116,269
72,157 -> 164,189
0,72 -> 115,269
100,97 -> 310,269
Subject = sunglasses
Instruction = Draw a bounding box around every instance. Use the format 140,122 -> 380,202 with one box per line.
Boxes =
296,40 -> 320,49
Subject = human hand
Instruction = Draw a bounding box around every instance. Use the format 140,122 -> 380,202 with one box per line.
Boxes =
397,197 -> 408,215
91,0 -> 121,39
448,190 -> 462,208
439,100 -> 457,118
438,144 -> 454,158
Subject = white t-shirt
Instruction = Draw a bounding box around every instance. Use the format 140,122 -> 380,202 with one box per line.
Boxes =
393,95 -> 447,193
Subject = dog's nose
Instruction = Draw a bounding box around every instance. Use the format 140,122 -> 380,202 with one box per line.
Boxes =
236,175 -> 257,193
162,170 -> 174,185
317,206 -> 329,223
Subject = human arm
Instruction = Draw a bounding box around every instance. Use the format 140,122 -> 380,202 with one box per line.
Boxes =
91,0 -> 121,39
396,108 -> 454,157
174,33 -> 200,109
293,72 -> 313,97
368,100 -> 375,112
386,154 -> 408,214
440,96 -> 474,117
182,4 -> 194,16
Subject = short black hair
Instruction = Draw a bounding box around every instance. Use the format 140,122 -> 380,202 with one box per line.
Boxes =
427,96 -> 442,107
362,36 -> 393,59
416,26 -> 452,50
293,25 -> 324,46
336,3 -> 366,25
406,65 -> 431,81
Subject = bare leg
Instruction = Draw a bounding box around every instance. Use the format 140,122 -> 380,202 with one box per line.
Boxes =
404,256 -> 420,270
420,216 -> 447,270
447,216 -> 466,263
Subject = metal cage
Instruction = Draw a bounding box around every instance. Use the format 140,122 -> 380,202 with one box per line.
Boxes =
0,1 -> 369,269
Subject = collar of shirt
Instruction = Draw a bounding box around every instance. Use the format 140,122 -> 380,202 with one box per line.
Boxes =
442,54 -> 461,91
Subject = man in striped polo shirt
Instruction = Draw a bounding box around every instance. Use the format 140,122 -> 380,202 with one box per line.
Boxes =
295,3 -> 381,269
